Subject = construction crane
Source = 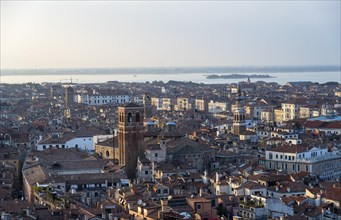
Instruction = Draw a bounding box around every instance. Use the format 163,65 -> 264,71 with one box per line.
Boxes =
60,77 -> 79,86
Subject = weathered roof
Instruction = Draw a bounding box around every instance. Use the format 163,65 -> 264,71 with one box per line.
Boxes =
122,102 -> 142,108
268,144 -> 313,153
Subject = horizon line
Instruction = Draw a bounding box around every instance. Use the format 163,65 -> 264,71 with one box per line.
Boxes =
1,64 -> 341,71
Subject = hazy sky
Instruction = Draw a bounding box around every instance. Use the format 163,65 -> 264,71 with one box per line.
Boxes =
1,1 -> 340,69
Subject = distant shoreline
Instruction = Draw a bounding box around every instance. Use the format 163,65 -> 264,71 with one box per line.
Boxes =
205,74 -> 275,79
1,65 -> 340,76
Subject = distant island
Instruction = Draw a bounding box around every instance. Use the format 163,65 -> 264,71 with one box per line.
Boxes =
206,74 -> 275,79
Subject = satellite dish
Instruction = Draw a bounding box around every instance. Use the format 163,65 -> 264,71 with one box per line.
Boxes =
137,199 -> 143,205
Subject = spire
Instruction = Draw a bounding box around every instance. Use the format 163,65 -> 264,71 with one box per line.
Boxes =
236,83 -> 243,105
237,83 -> 241,96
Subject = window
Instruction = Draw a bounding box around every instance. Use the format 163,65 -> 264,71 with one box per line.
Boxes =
163,189 -> 168,194
127,112 -> 132,123
43,145 -> 46,149
197,204 -> 201,209
155,153 -> 158,157
145,171 -> 148,175
75,144 -> 78,148
285,156 -> 287,160
136,112 -> 140,122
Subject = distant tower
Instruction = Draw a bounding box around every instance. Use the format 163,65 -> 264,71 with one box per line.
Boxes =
118,103 -> 144,179
143,93 -> 152,119
233,84 -> 247,135
64,86 -> 74,108
50,85 -> 57,100
247,77 -> 251,84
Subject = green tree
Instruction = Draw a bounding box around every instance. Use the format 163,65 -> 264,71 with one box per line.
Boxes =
216,203 -> 228,217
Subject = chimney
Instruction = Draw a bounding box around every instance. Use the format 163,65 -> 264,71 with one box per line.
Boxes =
101,204 -> 105,219
203,170 -> 208,184
161,200 -> 169,212
71,188 -> 76,194
316,194 -> 321,206
215,172 -> 220,183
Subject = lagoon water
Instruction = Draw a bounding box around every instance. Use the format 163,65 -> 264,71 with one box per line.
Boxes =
1,71 -> 340,85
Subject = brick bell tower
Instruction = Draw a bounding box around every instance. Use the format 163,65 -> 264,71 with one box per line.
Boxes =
233,84 -> 247,135
118,103 -> 144,179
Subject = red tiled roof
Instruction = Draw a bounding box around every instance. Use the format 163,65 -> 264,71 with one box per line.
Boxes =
305,120 -> 341,129
323,121 -> 341,129
269,145 -> 312,153
324,186 -> 341,202
304,121 -> 324,128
